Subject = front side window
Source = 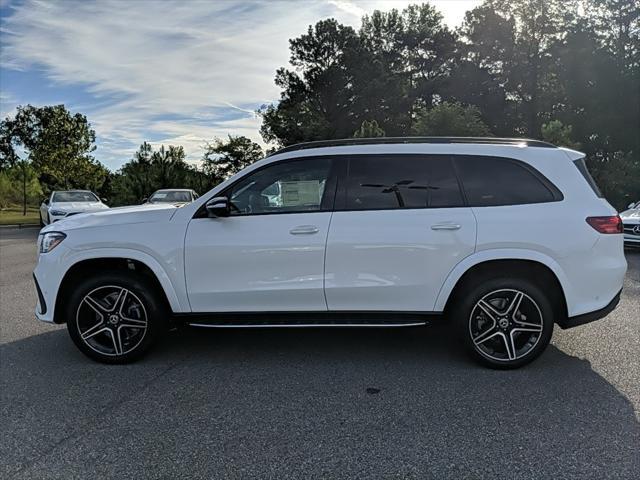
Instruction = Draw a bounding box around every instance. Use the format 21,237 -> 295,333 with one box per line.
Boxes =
345,155 -> 464,210
226,158 -> 332,215
454,156 -> 560,206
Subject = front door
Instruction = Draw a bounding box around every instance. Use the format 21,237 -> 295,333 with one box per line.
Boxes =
184,157 -> 337,312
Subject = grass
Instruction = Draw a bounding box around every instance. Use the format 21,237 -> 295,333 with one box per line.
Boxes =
0,207 -> 40,225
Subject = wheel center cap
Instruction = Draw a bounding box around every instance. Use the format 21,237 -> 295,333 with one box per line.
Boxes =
499,318 -> 509,328
108,314 -> 119,325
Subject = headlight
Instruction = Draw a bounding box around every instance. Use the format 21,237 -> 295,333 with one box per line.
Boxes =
40,232 -> 66,253
49,210 -> 67,216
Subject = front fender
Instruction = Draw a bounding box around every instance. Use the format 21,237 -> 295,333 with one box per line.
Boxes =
63,248 -> 187,313
433,248 -> 572,313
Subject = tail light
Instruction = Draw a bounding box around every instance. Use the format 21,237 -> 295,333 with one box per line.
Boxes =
586,215 -> 623,234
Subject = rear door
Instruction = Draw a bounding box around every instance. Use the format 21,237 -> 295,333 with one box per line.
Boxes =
324,154 -> 476,312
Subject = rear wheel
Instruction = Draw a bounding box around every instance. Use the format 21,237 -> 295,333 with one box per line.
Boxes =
65,272 -> 167,364
452,277 -> 554,369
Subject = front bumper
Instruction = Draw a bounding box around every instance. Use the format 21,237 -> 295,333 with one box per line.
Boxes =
557,289 -> 622,329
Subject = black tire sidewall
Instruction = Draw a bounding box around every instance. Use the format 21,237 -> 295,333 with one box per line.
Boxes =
65,272 -> 167,364
453,277 -> 554,369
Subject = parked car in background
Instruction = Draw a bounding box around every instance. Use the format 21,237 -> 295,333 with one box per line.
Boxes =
34,138 -> 626,368
143,189 -> 199,206
620,201 -> 640,247
40,190 -> 109,227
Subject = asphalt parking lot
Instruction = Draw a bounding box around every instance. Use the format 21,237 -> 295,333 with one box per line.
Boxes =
1,227 -> 639,479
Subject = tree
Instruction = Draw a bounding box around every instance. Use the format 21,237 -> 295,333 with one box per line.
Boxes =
109,142 -> 195,206
459,0 -> 576,135
353,120 -> 385,138
412,102 -> 492,136
202,135 -> 263,181
541,120 -> 580,149
0,104 -> 107,214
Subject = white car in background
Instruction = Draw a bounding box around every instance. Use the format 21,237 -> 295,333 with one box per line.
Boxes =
40,190 -> 109,227
143,189 -> 199,206
620,201 -> 640,247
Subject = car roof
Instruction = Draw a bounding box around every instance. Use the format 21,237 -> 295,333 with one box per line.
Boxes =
269,137 -> 556,157
153,189 -> 192,193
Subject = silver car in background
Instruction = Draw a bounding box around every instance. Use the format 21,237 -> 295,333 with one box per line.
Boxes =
620,201 -> 640,247
40,190 -> 109,226
143,189 -> 199,206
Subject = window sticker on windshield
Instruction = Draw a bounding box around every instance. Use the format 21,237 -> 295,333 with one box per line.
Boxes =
280,181 -> 321,206
154,193 -> 167,198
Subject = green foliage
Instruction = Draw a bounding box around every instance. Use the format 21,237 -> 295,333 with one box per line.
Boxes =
412,102 -> 491,136
353,120 -> 385,138
0,163 -> 42,211
202,135 -> 263,181
260,0 -> 639,210
109,142 -> 208,206
0,104 -> 106,191
541,120 -> 581,149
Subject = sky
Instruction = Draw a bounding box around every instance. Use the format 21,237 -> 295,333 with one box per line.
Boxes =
0,0 -> 481,171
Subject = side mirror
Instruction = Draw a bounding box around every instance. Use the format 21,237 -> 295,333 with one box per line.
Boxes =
141,197 -> 148,204
206,197 -> 230,218
101,197 -> 108,203
43,198 -> 49,205
628,202 -> 635,209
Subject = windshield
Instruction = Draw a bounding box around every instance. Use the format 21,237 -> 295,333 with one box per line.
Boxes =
149,191 -> 193,203
52,191 -> 99,202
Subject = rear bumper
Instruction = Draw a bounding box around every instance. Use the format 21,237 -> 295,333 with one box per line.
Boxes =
558,289 -> 622,329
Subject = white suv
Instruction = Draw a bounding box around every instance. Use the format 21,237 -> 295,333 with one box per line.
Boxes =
33,138 -> 627,368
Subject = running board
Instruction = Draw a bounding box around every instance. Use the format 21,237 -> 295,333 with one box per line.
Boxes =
174,311 -> 441,329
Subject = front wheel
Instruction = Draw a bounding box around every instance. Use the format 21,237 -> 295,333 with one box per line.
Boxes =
452,277 -> 554,369
65,272 -> 167,364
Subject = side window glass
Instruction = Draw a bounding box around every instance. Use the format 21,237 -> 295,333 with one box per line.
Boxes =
227,158 -> 332,215
345,155 -> 463,210
454,156 -> 557,206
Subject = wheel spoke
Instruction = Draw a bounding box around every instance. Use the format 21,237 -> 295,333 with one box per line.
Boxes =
119,319 -> 146,329
505,291 -> 524,317
513,315 -> 543,329
83,295 -> 108,316
477,300 -> 500,320
473,324 -> 500,345
504,332 -> 517,360
112,288 -> 129,314
512,326 -> 542,334
106,329 -> 123,355
82,325 -> 109,341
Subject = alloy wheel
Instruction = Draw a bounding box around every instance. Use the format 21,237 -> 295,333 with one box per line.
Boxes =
75,285 -> 148,356
469,288 -> 544,362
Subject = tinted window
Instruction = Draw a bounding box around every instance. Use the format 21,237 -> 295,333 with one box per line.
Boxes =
227,158 -> 332,215
573,158 -> 603,198
345,155 -> 463,210
454,156 -> 558,206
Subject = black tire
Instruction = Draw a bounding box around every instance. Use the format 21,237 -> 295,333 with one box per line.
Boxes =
451,276 -> 554,369
65,272 -> 168,364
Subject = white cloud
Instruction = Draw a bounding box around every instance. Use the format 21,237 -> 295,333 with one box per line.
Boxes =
1,0 -> 480,170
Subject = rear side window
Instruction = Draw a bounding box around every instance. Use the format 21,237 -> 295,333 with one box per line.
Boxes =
345,155 -> 464,210
454,156 -> 561,206
573,158 -> 603,197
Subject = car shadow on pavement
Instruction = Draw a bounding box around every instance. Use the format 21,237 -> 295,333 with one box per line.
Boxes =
2,324 -> 639,479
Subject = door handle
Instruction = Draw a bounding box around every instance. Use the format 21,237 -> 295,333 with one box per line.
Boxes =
290,225 -> 319,235
431,223 -> 461,231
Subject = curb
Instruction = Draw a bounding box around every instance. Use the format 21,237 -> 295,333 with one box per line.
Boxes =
0,223 -> 40,229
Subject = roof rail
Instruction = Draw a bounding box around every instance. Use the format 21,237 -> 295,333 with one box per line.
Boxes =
269,136 -> 556,156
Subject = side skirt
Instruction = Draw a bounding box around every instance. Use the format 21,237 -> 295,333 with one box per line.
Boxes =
172,311 -> 443,329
